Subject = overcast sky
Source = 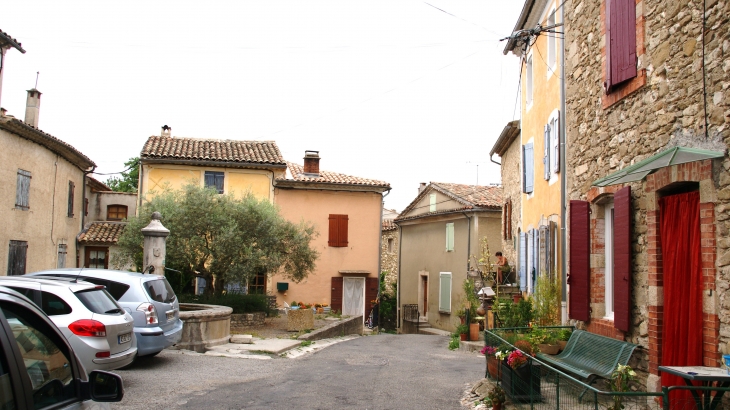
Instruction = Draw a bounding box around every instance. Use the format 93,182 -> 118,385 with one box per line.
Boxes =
2,0 -> 523,212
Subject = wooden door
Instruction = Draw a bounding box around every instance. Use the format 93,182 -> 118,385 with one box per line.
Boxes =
422,276 -> 428,316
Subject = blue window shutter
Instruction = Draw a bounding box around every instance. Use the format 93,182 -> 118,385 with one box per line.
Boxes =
524,143 -> 534,193
544,124 -> 551,180
519,233 -> 527,291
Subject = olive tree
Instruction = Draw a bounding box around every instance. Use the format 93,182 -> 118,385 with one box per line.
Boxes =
114,183 -> 318,295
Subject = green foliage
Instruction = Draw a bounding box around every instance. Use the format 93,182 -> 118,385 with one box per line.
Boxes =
532,274 -> 561,326
487,385 -> 506,404
495,297 -> 534,328
300,340 -> 314,347
378,272 -> 397,331
178,293 -> 272,314
557,328 -> 572,341
113,183 -> 319,295
456,323 -> 469,335
105,157 -> 140,193
462,279 -> 479,323
448,334 -> 460,350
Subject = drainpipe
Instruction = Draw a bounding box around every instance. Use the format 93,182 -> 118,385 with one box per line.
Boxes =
396,221 -> 403,330
462,212 -> 472,272
78,166 -> 96,268
559,3 -> 568,325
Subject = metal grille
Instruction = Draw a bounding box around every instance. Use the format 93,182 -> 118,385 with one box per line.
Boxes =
402,304 -> 419,334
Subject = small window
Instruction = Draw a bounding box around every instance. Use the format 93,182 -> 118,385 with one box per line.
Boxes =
107,205 -> 128,221
7,240 -> 28,276
74,289 -> 124,315
328,214 -> 349,247
523,143 -> 534,194
547,9 -> 556,69
144,279 -> 177,304
429,193 -> 437,212
248,272 -> 266,295
85,247 -> 108,269
445,223 -> 454,252
57,244 -> 67,269
526,55 -> 533,105
67,181 -> 75,217
439,272 -> 452,313
387,237 -> 394,253
41,291 -> 73,316
15,169 -> 31,210
204,171 -> 225,194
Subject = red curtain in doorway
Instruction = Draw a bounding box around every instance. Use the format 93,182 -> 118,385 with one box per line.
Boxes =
659,191 -> 702,402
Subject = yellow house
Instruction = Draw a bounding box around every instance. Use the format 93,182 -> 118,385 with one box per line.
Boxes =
502,0 -> 565,302
138,126 -> 286,209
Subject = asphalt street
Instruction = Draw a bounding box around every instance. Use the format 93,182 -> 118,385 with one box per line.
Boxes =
112,334 -> 482,410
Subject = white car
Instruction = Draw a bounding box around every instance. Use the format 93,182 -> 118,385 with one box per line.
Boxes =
0,285 -> 124,409
0,276 -> 137,373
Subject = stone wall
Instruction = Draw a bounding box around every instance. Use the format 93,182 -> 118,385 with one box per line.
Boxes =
297,315 -> 364,341
230,312 -> 266,327
381,222 -> 399,291
501,133 -> 523,267
564,0 -> 730,391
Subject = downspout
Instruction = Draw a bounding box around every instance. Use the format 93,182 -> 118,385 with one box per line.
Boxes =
396,221 -> 403,329
78,166 -> 96,267
490,153 -> 501,166
559,3 -> 568,324
462,212 -> 472,272
377,189 -> 391,327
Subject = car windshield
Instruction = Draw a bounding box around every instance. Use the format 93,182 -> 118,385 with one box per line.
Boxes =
144,279 -> 176,304
74,289 -> 124,315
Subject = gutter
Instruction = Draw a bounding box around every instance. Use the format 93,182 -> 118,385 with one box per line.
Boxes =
462,212 -> 472,273
559,2 -> 568,325
396,220 -> 403,330
140,157 -> 287,169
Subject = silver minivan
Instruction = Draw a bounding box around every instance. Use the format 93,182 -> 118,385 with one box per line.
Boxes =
30,269 -> 183,357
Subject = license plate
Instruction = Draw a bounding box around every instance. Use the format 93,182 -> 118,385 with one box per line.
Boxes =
118,332 -> 132,344
166,310 -> 175,321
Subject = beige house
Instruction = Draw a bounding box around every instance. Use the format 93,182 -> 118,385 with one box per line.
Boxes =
272,151 -> 390,319
395,182 -> 502,333
77,177 -> 137,270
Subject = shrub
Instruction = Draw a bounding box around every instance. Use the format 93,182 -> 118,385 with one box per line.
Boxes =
178,293 -> 272,315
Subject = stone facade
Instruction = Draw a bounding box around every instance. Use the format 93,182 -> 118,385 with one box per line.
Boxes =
500,131 -> 523,268
564,0 -> 730,392
381,219 -> 399,291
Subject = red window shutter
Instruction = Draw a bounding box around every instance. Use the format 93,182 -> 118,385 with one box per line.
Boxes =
331,277 -> 343,313
613,186 -> 631,332
340,215 -> 349,247
328,215 -> 339,246
569,200 -> 591,322
605,0 -> 637,92
365,277 -> 378,317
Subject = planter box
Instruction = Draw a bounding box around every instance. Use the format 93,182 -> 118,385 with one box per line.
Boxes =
501,361 -> 542,402
538,343 -> 561,355
287,308 -> 314,331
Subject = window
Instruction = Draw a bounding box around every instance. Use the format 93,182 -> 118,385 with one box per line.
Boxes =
143,279 -> 176,303
248,271 -> 266,295
429,193 -> 437,212
57,244 -> 67,269
204,171 -> 225,194
605,0 -> 637,93
526,55 -> 533,105
75,277 -> 130,300
543,124 -> 551,181
387,237 -> 394,253
445,223 -> 454,252
67,181 -> 75,217
7,240 -> 27,276
41,291 -> 73,316
604,201 -> 615,320
85,247 -> 108,269
523,143 -> 534,194
547,9 -> 556,70
503,200 -> 512,240
75,289 -> 124,315
107,205 -> 128,221
15,169 -> 31,210
328,214 -> 349,247
551,114 -> 560,174
438,272 -> 452,313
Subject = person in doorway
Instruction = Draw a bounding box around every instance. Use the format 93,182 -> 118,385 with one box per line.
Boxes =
495,252 -> 511,284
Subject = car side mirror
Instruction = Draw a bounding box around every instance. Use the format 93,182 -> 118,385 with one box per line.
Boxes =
86,370 -> 124,402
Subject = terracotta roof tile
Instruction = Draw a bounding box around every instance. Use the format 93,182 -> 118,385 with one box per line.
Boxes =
382,219 -> 398,231
0,29 -> 25,52
141,136 -> 285,165
431,182 -> 502,208
78,222 -> 126,244
280,162 -> 390,188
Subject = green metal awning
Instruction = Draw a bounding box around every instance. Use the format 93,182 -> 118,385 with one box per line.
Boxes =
592,147 -> 725,187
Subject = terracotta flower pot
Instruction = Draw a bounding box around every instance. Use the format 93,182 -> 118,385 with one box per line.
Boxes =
459,333 -> 467,341
487,356 -> 501,380
492,402 -> 503,410
469,323 -> 480,341
558,340 -> 568,352
538,343 -> 561,355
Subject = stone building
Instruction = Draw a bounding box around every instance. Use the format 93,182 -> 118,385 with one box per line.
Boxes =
564,0 -> 729,393
380,217 -> 399,291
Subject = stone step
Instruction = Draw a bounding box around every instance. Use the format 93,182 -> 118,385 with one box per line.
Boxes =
230,334 -> 253,344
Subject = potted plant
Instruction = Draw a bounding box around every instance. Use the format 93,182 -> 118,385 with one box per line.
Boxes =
456,323 -> 469,341
557,328 -> 572,351
501,348 -> 542,402
487,385 -> 506,410
481,345 -> 499,379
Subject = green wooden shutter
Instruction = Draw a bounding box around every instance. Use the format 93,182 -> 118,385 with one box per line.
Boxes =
439,272 -> 451,312
445,223 -> 454,251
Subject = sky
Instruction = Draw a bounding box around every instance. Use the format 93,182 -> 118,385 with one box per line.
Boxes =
1,0 -> 523,212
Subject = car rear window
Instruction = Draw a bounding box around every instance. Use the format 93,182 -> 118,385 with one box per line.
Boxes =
74,289 -> 124,315
144,279 -> 176,304
79,278 -> 130,300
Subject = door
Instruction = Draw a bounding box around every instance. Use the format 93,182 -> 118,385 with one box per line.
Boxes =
422,276 -> 428,316
342,277 -> 365,318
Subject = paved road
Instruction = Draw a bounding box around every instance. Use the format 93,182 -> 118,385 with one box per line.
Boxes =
112,334 -> 482,410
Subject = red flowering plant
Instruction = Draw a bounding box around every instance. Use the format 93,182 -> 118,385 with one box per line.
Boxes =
480,345 -> 497,356
507,349 -> 528,369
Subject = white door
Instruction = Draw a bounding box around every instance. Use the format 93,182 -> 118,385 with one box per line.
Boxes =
343,277 -> 365,318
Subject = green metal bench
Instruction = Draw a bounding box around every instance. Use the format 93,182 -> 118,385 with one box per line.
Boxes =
536,330 -> 638,388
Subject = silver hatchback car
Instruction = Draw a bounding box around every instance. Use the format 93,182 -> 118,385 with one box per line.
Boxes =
0,276 -> 137,373
30,269 -> 183,357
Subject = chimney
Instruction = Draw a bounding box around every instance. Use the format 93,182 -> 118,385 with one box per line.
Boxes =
418,182 -> 427,194
303,150 -> 320,175
161,125 -> 171,137
24,89 -> 41,128
0,107 -> 6,117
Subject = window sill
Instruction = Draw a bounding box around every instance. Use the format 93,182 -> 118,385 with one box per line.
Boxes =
439,310 -> 451,315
